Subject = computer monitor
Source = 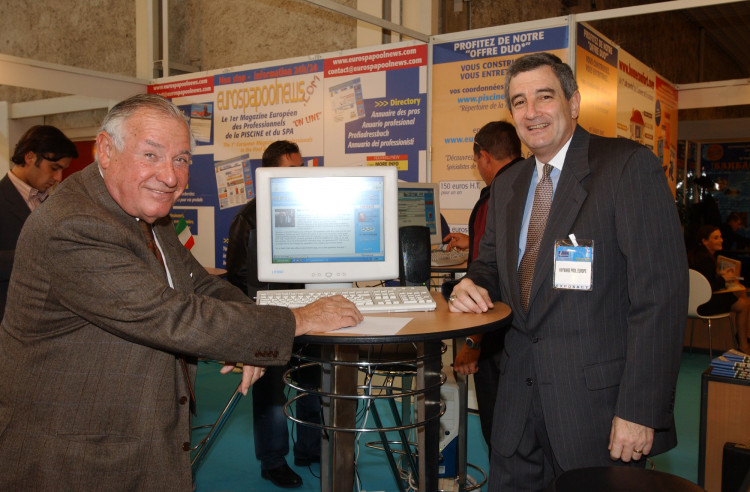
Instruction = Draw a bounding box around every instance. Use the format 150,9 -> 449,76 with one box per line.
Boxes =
397,182 -> 443,245
255,166 -> 399,288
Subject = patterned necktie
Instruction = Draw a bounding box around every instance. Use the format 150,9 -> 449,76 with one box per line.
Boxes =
518,164 -> 554,312
139,220 -> 166,269
138,220 -> 197,414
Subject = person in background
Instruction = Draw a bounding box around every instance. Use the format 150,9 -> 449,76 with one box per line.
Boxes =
0,125 -> 78,321
685,175 -> 722,248
0,95 -> 361,490
447,53 -> 686,491
688,224 -> 750,353
226,141 -> 303,295
720,212 -> 750,251
442,120 -> 523,453
226,140 -> 320,489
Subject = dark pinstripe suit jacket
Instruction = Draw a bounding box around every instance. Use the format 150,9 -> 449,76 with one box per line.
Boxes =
467,126 -> 688,470
0,163 -> 296,490
0,174 -> 31,320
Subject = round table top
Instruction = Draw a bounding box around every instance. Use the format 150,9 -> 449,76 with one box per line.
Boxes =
297,292 -> 512,345
545,466 -> 704,492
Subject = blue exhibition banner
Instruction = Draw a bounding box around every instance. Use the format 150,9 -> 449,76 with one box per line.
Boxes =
576,23 -> 617,68
704,141 -> 750,225
157,43 -> 427,267
433,26 -> 569,65
323,44 -> 428,183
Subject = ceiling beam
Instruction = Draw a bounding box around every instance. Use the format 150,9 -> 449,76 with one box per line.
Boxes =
576,0 -> 747,22
0,53 -> 148,101
300,0 -> 430,42
677,78 -> 750,109
9,95 -> 119,119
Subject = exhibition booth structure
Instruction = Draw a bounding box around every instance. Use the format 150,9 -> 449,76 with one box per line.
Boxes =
2,6 -> 748,267
147,18 -> 680,269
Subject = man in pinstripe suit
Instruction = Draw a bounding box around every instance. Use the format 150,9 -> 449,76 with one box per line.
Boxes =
0,94 -> 362,490
447,53 -> 687,491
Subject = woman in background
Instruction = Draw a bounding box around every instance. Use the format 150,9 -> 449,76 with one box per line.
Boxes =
688,224 -> 750,353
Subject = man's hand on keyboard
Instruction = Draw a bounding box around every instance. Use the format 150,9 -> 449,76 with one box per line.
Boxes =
448,278 -> 493,314
443,232 -> 469,251
291,295 -> 364,335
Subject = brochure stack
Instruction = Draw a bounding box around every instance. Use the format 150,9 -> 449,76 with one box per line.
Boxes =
710,349 -> 750,380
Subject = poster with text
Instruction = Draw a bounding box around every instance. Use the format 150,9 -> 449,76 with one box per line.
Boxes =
432,25 -> 568,231
655,75 -> 679,195
575,23 -> 617,138
617,50 -> 656,151
323,43 -> 428,182
211,61 -> 325,163
150,59 -> 326,268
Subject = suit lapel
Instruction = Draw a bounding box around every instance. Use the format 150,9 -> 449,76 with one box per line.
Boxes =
527,126 -> 591,311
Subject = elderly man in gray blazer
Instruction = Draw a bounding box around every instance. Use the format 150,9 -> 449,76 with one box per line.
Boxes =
0,94 -> 362,491
448,53 -> 687,491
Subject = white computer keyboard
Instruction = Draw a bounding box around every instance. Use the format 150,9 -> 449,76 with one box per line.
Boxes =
431,249 -> 469,267
256,285 -> 436,313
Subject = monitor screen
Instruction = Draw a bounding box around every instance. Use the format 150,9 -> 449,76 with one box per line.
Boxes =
255,166 -> 399,287
397,182 -> 443,245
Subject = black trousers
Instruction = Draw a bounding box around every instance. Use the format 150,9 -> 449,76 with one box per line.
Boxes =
488,379 -> 562,492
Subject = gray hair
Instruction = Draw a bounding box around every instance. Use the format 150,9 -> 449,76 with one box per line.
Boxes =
504,53 -> 578,112
100,93 -> 195,151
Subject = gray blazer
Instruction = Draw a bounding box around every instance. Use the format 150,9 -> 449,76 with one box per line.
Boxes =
0,163 -> 296,490
0,174 -> 31,320
467,126 -> 687,470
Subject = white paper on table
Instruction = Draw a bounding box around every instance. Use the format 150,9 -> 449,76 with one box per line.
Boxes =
333,316 -> 412,335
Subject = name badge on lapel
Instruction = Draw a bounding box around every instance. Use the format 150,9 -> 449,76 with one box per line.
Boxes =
553,234 -> 593,291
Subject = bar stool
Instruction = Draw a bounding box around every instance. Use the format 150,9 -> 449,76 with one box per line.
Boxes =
283,343 -> 447,492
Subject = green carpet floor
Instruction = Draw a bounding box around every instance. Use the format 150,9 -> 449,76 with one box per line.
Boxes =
192,351 -> 709,491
